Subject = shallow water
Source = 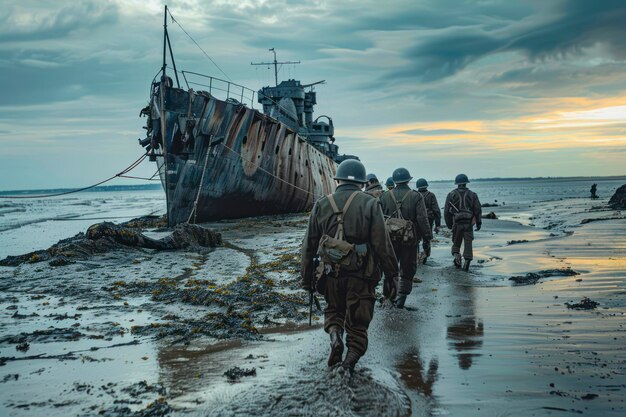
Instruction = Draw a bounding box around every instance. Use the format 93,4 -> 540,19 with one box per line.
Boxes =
0,179 -> 625,416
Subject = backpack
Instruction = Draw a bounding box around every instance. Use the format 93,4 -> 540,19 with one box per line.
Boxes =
317,191 -> 368,277
385,189 -> 416,245
450,189 -> 474,223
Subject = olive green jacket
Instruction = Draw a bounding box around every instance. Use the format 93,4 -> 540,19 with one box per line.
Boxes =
379,183 -> 433,240
418,189 -> 441,227
301,184 -> 398,287
444,187 -> 482,229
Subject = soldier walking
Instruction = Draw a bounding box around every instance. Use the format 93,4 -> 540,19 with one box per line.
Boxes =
385,177 -> 395,191
364,173 -> 384,198
301,160 -> 398,374
444,174 -> 482,271
379,168 -> 432,308
415,178 -> 441,265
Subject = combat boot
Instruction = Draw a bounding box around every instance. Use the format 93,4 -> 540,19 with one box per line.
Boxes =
462,259 -> 471,272
454,253 -> 462,268
395,294 -> 407,309
327,326 -> 344,367
341,350 -> 360,375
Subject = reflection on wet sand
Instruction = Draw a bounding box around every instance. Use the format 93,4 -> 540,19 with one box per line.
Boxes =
446,286 -> 484,370
396,348 -> 439,397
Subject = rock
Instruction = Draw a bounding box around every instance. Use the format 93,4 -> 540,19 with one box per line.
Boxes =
608,184 -> 626,209
481,203 -> 499,207
483,212 -> 498,219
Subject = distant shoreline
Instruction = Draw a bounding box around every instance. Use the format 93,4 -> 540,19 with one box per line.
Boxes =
0,183 -> 162,195
1,175 -> 625,194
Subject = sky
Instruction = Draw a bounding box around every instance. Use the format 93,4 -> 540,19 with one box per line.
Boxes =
1,0 -> 626,190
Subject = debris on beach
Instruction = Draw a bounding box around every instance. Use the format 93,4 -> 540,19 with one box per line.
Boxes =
507,239 -> 529,245
483,211 -> 498,219
509,269 -> 580,285
565,297 -> 599,310
0,220 -> 222,267
608,184 -> 626,209
224,366 -> 257,381
580,216 -> 625,224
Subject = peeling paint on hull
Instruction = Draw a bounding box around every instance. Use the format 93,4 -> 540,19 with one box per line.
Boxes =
148,87 -> 337,225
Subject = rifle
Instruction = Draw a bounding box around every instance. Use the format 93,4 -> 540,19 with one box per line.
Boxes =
309,257 -> 321,326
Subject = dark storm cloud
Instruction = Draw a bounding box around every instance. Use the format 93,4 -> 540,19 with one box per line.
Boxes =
0,1 -> 119,42
393,0 -> 626,82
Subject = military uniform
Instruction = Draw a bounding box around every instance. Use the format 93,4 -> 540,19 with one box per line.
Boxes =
444,187 -> 482,265
301,183 -> 398,368
418,189 -> 441,258
379,183 -> 431,298
364,182 -> 384,198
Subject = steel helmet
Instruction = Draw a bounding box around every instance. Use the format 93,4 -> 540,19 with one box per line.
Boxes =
366,173 -> 379,182
392,167 -> 412,184
455,173 -> 470,185
385,177 -> 395,188
415,178 -> 428,189
334,159 -> 367,183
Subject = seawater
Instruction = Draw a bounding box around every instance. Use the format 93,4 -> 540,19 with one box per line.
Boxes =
0,177 -> 624,259
0,186 -> 166,259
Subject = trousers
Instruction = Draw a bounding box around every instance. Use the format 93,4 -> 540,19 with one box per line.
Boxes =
324,276 -> 376,357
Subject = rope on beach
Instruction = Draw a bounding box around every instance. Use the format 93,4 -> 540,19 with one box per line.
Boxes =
187,148 -> 211,224
0,154 -> 150,199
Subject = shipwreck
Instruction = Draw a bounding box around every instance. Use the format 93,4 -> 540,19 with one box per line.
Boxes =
139,6 -> 357,225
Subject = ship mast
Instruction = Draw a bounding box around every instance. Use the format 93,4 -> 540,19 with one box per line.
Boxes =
251,48 -> 300,86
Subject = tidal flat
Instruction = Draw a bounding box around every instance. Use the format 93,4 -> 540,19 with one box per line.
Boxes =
0,194 -> 624,416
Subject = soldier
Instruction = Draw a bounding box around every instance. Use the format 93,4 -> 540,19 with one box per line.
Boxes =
364,173 -> 384,198
385,177 -> 395,191
415,178 -> 441,265
301,159 -> 398,374
379,168 -> 432,308
444,174 -> 482,271
590,183 -> 598,199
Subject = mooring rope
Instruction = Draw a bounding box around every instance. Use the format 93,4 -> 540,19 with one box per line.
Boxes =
0,154 -> 149,199
220,142 -> 321,198
186,148 -> 212,224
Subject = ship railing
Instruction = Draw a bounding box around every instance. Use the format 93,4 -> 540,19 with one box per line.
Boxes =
181,70 -> 255,108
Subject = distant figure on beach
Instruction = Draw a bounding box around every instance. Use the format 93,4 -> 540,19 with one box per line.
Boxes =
385,177 -> 395,191
444,174 -> 482,271
301,159 -> 398,374
590,183 -> 598,199
415,178 -> 441,265
380,168 -> 432,308
364,173 -> 384,198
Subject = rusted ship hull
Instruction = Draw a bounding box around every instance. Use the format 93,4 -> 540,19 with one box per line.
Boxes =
151,86 -> 337,225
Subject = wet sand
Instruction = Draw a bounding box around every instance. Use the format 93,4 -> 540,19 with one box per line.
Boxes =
0,197 -> 624,416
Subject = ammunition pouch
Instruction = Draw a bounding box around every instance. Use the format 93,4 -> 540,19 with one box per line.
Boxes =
315,191 -> 367,282
386,217 -> 416,245
453,210 -> 474,223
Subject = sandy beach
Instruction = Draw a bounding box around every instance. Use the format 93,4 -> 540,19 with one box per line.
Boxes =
0,190 -> 625,416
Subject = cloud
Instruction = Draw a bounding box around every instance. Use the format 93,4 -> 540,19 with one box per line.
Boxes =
398,128 -> 472,136
0,0 -> 119,42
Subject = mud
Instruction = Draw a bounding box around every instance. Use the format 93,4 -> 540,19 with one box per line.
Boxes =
1,198 -> 625,416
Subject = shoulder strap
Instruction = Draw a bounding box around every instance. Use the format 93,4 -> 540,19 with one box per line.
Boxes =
390,189 -> 411,218
453,189 -> 469,210
327,191 -> 359,240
